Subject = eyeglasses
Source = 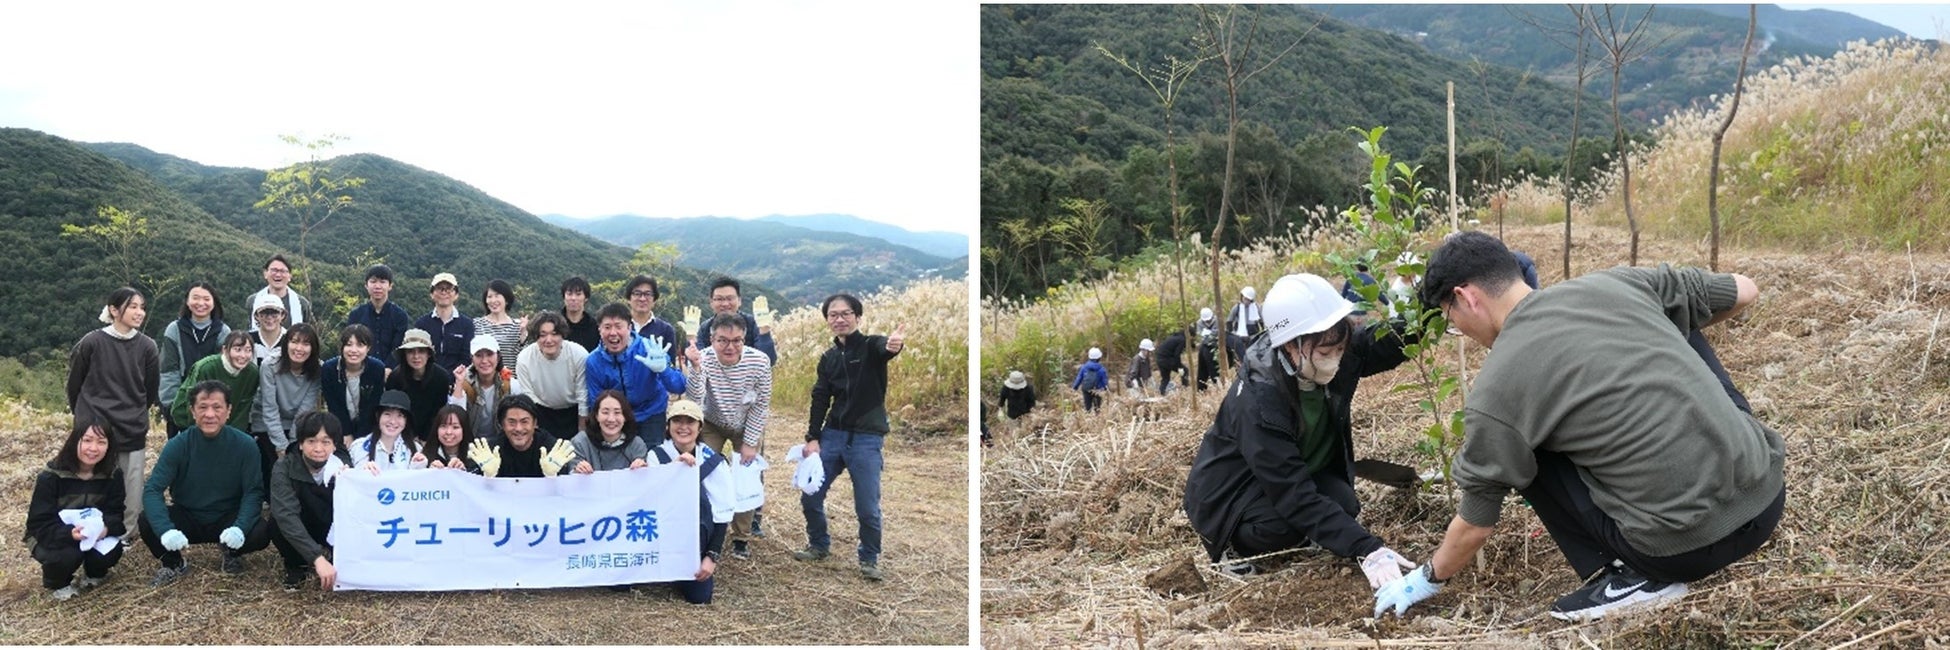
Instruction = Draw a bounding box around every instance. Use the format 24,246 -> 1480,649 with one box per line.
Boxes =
826,310 -> 856,320
432,286 -> 457,294
629,290 -> 656,299
710,295 -> 738,303
711,337 -> 742,345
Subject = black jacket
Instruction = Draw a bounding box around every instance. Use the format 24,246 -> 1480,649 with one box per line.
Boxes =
1183,320 -> 1412,561
25,464 -> 126,556
384,363 -> 452,441
1156,332 -> 1187,371
269,447 -> 354,564
491,431 -> 573,478
998,384 -> 1036,419
322,357 -> 387,439
807,331 -> 900,441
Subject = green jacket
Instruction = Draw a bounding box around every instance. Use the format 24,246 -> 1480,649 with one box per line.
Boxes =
169,354 -> 260,432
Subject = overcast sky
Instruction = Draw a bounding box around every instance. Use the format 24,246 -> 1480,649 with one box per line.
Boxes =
1789,3 -> 1947,41
0,1 -> 976,236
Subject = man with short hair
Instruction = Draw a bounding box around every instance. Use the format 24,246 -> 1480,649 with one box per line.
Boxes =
682,313 -> 774,559
248,255 -> 312,333
559,276 -> 601,353
586,302 -> 688,445
1374,231 -> 1785,622
622,275 -> 681,361
515,311 -> 589,437
345,264 -> 412,370
449,334 -> 510,439
795,293 -> 903,581
414,273 -> 474,374
140,380 -> 274,586
686,277 -> 778,366
466,394 -> 578,478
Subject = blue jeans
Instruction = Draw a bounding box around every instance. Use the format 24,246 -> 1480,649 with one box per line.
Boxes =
801,428 -> 884,563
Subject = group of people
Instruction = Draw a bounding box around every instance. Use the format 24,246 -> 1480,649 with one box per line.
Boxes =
39,253 -> 907,603
1180,232 -> 1784,622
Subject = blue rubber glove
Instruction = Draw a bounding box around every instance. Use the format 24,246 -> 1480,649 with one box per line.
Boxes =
220,526 -> 245,549
1374,564 -> 1442,618
160,529 -> 189,551
637,336 -> 669,373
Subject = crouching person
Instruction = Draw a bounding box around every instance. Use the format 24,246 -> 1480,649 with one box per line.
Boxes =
270,411 -> 352,591
466,394 -> 577,478
24,418 -> 128,600
140,380 -> 273,586
651,400 -> 732,604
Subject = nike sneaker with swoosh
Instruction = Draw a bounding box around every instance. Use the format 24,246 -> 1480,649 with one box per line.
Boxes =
1549,560 -> 1689,621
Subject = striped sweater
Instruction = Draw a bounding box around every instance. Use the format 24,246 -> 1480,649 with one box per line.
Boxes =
684,346 -> 772,448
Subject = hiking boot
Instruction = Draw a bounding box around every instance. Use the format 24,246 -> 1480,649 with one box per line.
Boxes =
222,552 -> 247,575
1549,561 -> 1689,622
150,563 -> 191,588
1217,549 -> 1257,577
792,546 -> 831,562
749,513 -> 765,539
49,585 -> 80,601
76,573 -> 108,590
731,540 -> 751,560
859,560 -> 884,581
281,566 -> 306,591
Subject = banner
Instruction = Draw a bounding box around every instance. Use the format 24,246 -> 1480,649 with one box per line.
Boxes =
332,466 -> 700,591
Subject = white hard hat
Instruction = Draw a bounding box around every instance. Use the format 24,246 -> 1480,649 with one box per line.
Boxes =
1241,286 -> 1257,300
1200,307 -> 1214,321
1088,347 -> 1103,360
1139,338 -> 1155,351
1262,274 -> 1353,348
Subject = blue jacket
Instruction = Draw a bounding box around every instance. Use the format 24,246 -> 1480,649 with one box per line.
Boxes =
585,333 -> 689,425
414,311 -> 475,374
321,356 -> 387,439
346,301 -> 413,369
1072,360 -> 1108,392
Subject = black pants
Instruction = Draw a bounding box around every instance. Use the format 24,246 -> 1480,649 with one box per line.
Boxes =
250,432 -> 278,498
1157,363 -> 1187,395
1081,389 -> 1102,412
536,405 -> 580,440
1196,349 -> 1219,391
1225,334 -> 1247,370
1229,470 -> 1359,559
138,505 -> 274,569
35,543 -> 125,589
269,513 -> 332,571
1524,330 -> 1782,584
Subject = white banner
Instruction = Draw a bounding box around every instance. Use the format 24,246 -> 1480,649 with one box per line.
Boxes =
332,466 -> 700,591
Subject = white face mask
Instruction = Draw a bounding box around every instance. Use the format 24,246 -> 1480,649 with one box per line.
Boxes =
1279,342 -> 1342,389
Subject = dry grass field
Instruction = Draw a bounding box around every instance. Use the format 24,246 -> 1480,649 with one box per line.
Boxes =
980,224 -> 1950,648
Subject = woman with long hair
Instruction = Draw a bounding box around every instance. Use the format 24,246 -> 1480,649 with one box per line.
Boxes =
24,418 -> 127,601
158,282 -> 230,438
569,389 -> 649,473
65,287 -> 158,526
415,404 -> 482,474
258,322 -> 322,490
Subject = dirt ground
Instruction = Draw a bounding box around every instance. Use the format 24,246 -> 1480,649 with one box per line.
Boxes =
0,410 -> 969,645
980,224 -> 1950,648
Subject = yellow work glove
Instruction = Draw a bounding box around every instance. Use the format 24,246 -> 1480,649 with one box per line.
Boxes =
681,305 -> 702,343
468,438 -> 502,477
753,296 -> 774,331
539,439 -> 577,475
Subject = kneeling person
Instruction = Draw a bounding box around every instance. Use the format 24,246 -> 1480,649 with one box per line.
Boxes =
269,411 -> 352,591
140,380 -> 273,586
25,418 -> 128,600
651,400 -> 732,604
467,394 -> 577,478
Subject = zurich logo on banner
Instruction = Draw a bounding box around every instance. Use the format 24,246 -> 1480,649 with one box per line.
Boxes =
377,488 -> 396,505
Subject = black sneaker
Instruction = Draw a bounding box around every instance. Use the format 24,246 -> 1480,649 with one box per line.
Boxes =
281,566 -> 305,591
222,552 -> 246,575
731,540 -> 751,560
1217,549 -> 1257,577
150,563 -> 191,588
1549,561 -> 1689,621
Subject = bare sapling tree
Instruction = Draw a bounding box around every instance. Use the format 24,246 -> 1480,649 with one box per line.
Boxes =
1709,5 -> 1758,272
1195,4 -> 1316,370
255,134 -> 368,296
1593,4 -> 1672,266
1051,198 -> 1120,359
1516,5 -> 1599,281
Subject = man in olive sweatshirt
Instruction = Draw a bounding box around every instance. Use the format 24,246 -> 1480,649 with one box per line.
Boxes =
140,381 -> 274,586
1373,232 -> 1785,623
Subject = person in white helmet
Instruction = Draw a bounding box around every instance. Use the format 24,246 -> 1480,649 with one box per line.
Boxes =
1070,347 -> 1108,412
1193,307 -> 1221,390
1183,273 -> 1419,583
1125,339 -> 1154,396
1224,287 -> 1262,369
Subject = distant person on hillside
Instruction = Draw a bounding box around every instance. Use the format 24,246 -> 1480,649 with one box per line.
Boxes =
796,293 -> 904,581
681,312 -> 774,559
258,323 -> 322,489
248,293 -> 290,368
1376,232 -> 1783,622
247,255 -> 312,334
415,273 -> 474,374
623,275 -> 682,362
513,312 -> 588,438
141,380 -> 273,586
170,331 -> 259,436
1126,339 -> 1154,396
586,302 -> 687,445
1071,347 -> 1108,412
268,410 -> 352,591
998,370 -> 1036,419
449,334 -> 511,439
686,277 -> 778,366
1194,308 -> 1221,391
1155,330 -> 1188,396
321,324 -> 387,447
558,276 -> 602,353
351,390 -> 423,474
1225,287 -> 1262,368
466,394 -> 577,478
473,279 -> 524,374
1386,252 -> 1422,320
1184,273 -> 1419,583
386,329 -> 453,439
344,264 -> 412,372
67,287 -> 159,526
158,282 -> 231,438
25,417 -> 127,601
416,405 -> 482,473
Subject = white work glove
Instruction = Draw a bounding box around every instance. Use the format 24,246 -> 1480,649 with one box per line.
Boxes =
637,336 -> 669,373
753,296 -> 774,331
1374,564 -> 1442,617
160,529 -> 189,551
1360,546 -> 1416,589
220,526 -> 246,549
468,438 -> 502,477
681,305 -> 702,342
539,439 -> 577,475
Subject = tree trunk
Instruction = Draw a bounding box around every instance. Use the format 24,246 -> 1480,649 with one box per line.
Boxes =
1709,6 -> 1758,273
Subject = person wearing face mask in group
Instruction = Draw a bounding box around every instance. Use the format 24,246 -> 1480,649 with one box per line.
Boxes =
1182,273 -> 1418,584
